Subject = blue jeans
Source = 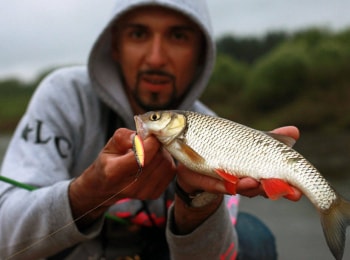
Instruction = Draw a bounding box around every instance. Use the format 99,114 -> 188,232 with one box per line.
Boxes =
236,212 -> 277,260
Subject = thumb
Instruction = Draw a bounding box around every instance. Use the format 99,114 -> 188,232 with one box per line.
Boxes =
271,126 -> 300,141
104,128 -> 135,155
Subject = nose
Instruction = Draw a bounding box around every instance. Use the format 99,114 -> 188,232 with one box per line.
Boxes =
145,36 -> 167,69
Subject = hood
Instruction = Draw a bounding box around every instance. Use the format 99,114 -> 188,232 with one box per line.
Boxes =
88,0 -> 216,128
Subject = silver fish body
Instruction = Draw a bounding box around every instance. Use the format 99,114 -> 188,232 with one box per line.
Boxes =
134,110 -> 350,260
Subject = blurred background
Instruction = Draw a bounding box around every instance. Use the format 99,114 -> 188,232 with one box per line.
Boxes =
1,0 -> 350,259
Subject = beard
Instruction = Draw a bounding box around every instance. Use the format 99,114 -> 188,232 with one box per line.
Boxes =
133,70 -> 178,111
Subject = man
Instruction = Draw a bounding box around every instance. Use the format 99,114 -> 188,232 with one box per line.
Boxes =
0,1 -> 301,259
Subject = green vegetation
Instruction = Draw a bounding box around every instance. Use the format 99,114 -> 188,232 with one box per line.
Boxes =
0,69 -> 52,132
1,27 -> 350,133
202,27 -> 350,131
0,79 -> 34,132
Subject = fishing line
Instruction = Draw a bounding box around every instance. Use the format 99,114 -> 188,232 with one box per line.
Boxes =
4,173 -> 141,260
2,135 -> 146,258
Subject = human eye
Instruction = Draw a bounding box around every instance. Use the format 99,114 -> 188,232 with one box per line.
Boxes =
130,29 -> 146,39
171,30 -> 188,42
125,25 -> 148,41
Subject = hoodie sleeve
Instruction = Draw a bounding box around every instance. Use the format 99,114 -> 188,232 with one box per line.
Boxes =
166,195 -> 240,259
0,68 -> 104,259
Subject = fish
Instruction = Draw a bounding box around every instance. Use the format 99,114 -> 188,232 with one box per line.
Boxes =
134,110 -> 350,260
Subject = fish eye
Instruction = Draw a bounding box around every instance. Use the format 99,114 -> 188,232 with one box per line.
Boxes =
150,113 -> 161,121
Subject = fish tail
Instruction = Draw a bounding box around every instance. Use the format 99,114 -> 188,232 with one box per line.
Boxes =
320,196 -> 350,260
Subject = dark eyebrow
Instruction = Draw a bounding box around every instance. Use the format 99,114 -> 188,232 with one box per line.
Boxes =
171,25 -> 197,32
121,23 -> 147,30
113,23 -> 199,36
112,23 -> 147,34
118,23 -> 197,31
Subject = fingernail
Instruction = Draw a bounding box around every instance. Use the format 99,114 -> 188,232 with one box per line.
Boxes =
216,182 -> 229,194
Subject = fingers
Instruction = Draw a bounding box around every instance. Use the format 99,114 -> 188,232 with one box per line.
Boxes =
176,164 -> 227,194
235,177 -> 303,201
129,152 -> 176,199
236,177 -> 264,198
141,135 -> 163,165
104,128 -> 134,155
176,166 -> 302,202
271,126 -> 300,141
102,128 -> 163,176
284,187 -> 302,201
104,128 -> 175,199
69,128 -> 176,224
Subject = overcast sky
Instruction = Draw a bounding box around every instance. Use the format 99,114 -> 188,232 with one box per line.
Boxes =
1,0 -> 350,80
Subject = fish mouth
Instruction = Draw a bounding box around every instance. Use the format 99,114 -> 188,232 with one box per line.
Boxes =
134,115 -> 149,140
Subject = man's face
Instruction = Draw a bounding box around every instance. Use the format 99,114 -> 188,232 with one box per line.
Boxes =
112,6 -> 204,113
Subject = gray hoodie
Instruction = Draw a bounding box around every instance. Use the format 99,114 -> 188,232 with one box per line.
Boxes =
0,0 -> 239,259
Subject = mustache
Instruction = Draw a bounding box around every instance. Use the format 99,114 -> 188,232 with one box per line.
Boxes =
138,70 -> 175,80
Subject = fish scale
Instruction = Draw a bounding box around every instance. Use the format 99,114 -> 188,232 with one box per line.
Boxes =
135,110 -> 350,260
183,112 -> 333,207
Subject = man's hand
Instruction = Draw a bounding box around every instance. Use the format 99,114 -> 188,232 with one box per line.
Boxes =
69,128 -> 176,229
176,126 -> 303,201
173,125 -> 303,234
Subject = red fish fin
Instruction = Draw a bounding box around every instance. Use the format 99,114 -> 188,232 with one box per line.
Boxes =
265,132 -> 296,147
215,169 -> 238,194
261,178 -> 295,200
178,141 -> 205,164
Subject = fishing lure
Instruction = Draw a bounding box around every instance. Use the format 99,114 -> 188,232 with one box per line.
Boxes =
132,134 -> 145,169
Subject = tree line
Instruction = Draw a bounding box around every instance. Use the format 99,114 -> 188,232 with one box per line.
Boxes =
1,27 -> 350,133
202,27 -> 350,131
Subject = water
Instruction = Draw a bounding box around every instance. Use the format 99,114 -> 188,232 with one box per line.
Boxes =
240,132 -> 350,260
240,185 -> 350,260
1,132 -> 350,259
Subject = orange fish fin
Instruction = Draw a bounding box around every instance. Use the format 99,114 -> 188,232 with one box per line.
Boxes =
178,141 -> 205,164
215,169 -> 238,194
265,132 -> 296,147
261,178 -> 295,200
